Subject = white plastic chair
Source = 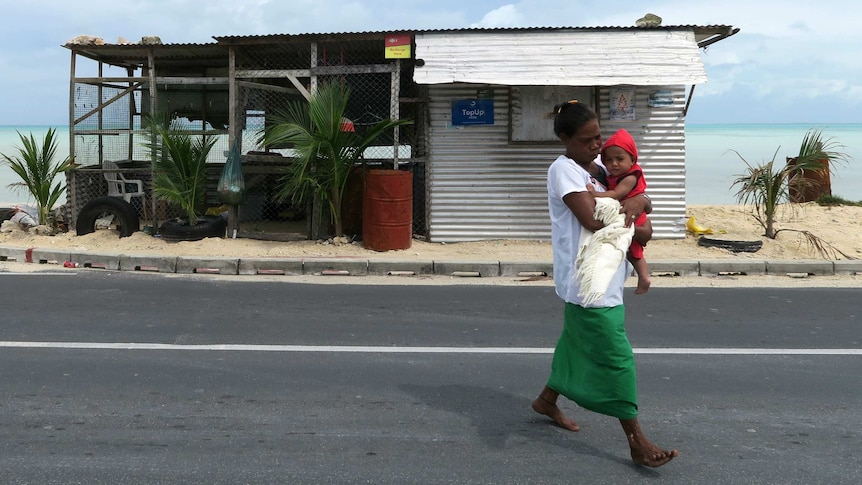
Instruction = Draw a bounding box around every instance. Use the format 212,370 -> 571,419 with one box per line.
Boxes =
103,161 -> 146,204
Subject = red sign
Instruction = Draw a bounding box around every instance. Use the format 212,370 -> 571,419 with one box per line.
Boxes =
385,34 -> 411,59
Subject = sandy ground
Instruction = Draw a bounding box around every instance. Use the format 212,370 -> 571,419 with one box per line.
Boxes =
2,202 -> 861,287
2,202 -> 861,261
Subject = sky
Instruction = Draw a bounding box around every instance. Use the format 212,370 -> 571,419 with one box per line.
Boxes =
0,0 -> 860,126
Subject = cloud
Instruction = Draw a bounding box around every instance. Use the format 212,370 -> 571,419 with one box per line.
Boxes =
470,5 -> 524,28
0,0 -> 860,124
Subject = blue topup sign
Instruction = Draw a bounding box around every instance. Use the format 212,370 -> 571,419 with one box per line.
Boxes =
451,99 -> 494,126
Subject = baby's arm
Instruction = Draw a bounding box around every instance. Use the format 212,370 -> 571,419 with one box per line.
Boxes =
591,174 -> 637,200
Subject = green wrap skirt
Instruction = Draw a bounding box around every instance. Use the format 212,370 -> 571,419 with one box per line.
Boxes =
546,302 -> 638,420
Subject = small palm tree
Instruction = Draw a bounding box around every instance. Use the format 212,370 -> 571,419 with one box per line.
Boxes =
146,121 -> 216,225
787,129 -> 850,202
0,128 -> 73,226
730,151 -> 786,238
259,81 -> 410,236
731,129 -> 850,239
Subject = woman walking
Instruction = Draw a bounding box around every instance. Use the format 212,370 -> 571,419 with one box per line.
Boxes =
531,100 -> 678,468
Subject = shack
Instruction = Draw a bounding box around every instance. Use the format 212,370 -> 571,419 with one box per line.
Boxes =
64,24 -> 737,242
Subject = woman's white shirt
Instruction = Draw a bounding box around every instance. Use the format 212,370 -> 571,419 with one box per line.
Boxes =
547,155 -> 629,307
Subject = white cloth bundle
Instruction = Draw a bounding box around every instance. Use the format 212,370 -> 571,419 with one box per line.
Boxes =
575,198 -> 634,305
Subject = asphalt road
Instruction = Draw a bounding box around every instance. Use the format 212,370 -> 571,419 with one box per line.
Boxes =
0,270 -> 860,484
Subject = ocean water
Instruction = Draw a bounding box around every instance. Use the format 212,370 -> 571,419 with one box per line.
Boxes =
2,124 -> 860,206
685,123 -> 862,205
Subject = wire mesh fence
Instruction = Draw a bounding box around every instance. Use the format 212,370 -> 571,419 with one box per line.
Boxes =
67,36 -> 426,241
233,38 -> 426,239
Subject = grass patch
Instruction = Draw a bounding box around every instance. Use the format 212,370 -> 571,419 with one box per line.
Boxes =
815,195 -> 862,207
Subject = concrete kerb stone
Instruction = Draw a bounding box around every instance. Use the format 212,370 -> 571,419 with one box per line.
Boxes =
0,246 -> 27,263
367,259 -> 434,276
29,248 -> 71,265
176,256 -> 240,275
434,260 -> 500,277
500,261 -> 554,277
699,259 -> 767,276
834,260 -> 862,275
119,254 -> 178,273
649,260 -> 699,277
303,258 -> 368,276
238,257 -> 303,276
766,260 -> 834,276
71,251 -> 122,270
1,243 -> 857,279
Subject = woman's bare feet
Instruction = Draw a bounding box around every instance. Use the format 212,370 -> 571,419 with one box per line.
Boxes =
621,418 -> 678,467
532,386 -> 579,431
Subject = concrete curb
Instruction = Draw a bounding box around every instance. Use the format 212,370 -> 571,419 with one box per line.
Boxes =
1,246 -> 860,278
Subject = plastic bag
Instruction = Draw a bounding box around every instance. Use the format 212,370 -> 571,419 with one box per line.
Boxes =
11,205 -> 39,228
218,139 -> 246,205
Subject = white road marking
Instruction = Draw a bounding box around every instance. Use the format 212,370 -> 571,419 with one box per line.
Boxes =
0,341 -> 860,355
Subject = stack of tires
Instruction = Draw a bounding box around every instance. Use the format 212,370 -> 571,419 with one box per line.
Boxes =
75,197 -> 227,241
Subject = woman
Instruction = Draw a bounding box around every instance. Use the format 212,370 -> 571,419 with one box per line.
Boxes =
531,99 -> 679,468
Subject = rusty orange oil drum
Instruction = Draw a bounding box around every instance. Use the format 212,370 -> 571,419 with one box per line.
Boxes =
362,169 -> 413,251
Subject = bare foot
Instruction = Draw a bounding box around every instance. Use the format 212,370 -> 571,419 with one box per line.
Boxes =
629,439 -> 679,467
621,418 -> 678,467
635,275 -> 651,295
531,396 -> 580,432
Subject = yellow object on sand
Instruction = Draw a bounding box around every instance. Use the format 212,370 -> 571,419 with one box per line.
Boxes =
206,205 -> 230,216
685,216 -> 714,236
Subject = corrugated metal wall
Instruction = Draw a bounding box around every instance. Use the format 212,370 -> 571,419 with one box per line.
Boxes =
427,85 -> 559,242
597,86 -> 688,239
427,84 -> 687,243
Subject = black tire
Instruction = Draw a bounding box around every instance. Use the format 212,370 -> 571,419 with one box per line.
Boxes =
76,196 -> 140,238
0,207 -> 16,222
697,236 -> 763,253
159,215 -> 227,241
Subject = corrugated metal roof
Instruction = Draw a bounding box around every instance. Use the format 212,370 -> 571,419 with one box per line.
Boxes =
67,24 -> 735,68
213,25 -> 736,44
63,42 -> 228,68
414,30 -> 708,86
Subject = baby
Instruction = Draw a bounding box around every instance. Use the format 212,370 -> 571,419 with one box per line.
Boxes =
590,128 -> 651,294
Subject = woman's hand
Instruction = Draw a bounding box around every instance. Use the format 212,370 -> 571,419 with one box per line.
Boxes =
619,194 -> 651,228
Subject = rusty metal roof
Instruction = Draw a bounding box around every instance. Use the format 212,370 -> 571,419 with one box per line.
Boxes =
63,42 -> 228,68
66,25 -> 737,68
213,25 -> 738,46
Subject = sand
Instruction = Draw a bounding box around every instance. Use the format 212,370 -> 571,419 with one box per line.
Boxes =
3,202 -> 861,288
2,202 -> 861,262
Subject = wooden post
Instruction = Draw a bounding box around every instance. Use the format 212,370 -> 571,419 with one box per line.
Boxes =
226,47 -> 239,238
68,51 -> 78,221
147,51 -> 159,231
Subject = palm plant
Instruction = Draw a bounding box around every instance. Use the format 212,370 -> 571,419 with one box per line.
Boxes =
730,129 -> 850,239
787,129 -> 850,202
259,81 -> 410,237
0,128 -> 73,226
146,120 -> 216,225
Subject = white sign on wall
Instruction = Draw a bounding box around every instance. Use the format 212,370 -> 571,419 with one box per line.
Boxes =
510,86 -> 594,142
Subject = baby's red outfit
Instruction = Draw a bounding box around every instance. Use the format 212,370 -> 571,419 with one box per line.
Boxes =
606,165 -> 647,259
601,129 -> 648,259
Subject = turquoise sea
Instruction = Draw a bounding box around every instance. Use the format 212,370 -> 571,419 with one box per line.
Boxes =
1,124 -> 861,206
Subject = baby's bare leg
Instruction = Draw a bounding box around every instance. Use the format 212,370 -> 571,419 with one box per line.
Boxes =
628,254 -> 651,294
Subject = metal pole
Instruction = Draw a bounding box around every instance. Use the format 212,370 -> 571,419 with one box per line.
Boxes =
391,59 -> 401,169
